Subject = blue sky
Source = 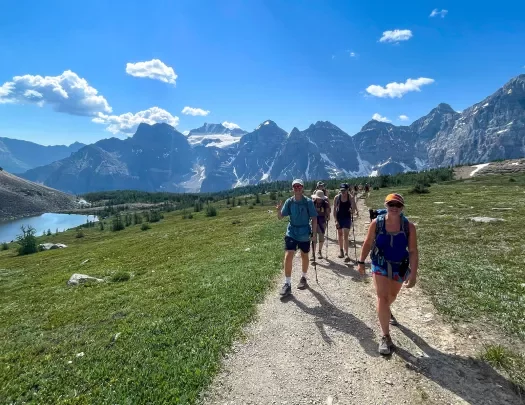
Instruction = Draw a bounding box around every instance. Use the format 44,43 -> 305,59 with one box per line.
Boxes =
0,0 -> 524,145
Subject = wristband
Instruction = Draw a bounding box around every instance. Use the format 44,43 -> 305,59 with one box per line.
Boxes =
357,260 -> 365,265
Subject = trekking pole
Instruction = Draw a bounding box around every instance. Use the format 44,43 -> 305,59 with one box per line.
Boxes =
312,241 -> 318,283
325,221 -> 329,260
351,212 -> 358,264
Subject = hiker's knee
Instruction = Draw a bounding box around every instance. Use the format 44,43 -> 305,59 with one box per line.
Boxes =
285,251 -> 295,261
377,294 -> 390,307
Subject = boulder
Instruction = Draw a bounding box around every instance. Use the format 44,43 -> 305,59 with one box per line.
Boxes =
67,273 -> 104,286
39,243 -> 68,250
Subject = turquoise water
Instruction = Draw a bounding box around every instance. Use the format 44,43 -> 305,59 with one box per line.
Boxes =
0,213 -> 98,243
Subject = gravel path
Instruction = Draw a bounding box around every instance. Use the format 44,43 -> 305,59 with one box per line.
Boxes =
201,197 -> 522,405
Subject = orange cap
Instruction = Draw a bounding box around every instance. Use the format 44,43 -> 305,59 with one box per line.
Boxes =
385,193 -> 405,205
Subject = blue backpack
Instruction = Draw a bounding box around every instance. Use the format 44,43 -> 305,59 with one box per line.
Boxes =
370,212 -> 411,278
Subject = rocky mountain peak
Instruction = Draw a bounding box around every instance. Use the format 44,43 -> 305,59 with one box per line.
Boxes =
360,120 -> 395,132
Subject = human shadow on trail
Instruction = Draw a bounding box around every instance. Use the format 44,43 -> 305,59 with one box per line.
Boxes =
316,259 -> 370,283
287,286 -> 379,358
394,323 -> 523,405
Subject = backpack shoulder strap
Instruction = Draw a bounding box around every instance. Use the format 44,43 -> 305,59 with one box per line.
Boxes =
375,214 -> 386,238
401,214 -> 410,238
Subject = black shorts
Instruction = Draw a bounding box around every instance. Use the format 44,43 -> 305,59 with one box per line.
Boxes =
284,236 -> 310,253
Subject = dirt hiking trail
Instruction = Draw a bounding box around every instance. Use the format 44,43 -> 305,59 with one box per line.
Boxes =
201,197 -> 522,405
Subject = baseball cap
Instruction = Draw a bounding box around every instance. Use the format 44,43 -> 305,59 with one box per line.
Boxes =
316,181 -> 325,187
385,193 -> 405,205
292,179 -> 304,187
340,183 -> 349,190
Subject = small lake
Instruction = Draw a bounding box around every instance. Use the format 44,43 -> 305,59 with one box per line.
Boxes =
0,213 -> 98,243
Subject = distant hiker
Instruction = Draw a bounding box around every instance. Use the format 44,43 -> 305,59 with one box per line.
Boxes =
276,179 -> 318,296
364,183 -> 370,197
311,190 -> 331,260
357,193 -> 418,355
315,181 -> 329,197
333,183 -> 357,262
354,184 -> 359,194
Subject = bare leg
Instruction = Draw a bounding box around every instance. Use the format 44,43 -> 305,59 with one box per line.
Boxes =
301,251 -> 309,273
343,228 -> 350,255
284,250 -> 294,277
374,274 -> 402,335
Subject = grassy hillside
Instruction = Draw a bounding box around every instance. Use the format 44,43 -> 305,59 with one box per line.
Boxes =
0,203 -> 285,404
366,173 -> 525,389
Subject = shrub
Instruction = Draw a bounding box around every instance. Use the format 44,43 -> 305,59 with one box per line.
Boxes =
205,204 -> 217,217
1,242 -> 8,251
111,271 -> 131,282
141,223 -> 151,231
410,181 -> 430,194
76,229 -> 85,238
111,214 -> 125,231
16,226 -> 38,256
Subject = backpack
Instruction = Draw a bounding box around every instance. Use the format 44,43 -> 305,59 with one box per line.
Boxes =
313,198 -> 329,217
286,196 -> 313,227
370,213 -> 410,278
334,193 -> 354,214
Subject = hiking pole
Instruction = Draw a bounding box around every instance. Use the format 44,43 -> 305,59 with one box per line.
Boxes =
312,241 -> 318,283
325,221 -> 329,260
351,212 -> 358,264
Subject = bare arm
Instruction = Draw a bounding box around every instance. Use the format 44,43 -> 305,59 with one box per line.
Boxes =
359,219 -> 377,262
276,200 -> 284,220
311,216 -> 318,236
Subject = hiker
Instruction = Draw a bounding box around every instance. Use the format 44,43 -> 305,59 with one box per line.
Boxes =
315,181 -> 329,197
311,190 -> 331,260
357,193 -> 418,355
333,183 -> 357,262
276,179 -> 318,296
364,183 -> 370,198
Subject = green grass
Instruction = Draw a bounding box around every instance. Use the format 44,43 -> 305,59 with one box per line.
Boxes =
0,205 -> 285,404
367,173 -> 525,388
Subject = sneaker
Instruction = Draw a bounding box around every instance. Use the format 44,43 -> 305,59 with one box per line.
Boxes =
318,251 -> 323,259
379,335 -> 394,355
338,251 -> 344,258
390,312 -> 399,326
310,256 -> 315,262
344,255 -> 351,263
297,276 -> 308,290
280,283 -> 291,297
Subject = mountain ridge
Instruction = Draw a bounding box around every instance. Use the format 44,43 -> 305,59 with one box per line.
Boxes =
18,74 -> 525,193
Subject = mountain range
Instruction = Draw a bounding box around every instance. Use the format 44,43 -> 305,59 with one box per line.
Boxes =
10,74 -> 525,194
0,138 -> 85,174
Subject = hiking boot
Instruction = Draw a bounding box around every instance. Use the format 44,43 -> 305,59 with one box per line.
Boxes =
344,255 -> 351,263
338,250 -> 344,258
310,256 -> 315,262
379,335 -> 394,355
390,312 -> 399,326
297,276 -> 308,290
280,283 -> 291,297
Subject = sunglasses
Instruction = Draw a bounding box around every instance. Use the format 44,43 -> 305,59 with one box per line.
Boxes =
387,202 -> 403,208
293,184 -> 303,189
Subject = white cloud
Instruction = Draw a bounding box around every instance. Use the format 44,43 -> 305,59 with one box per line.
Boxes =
93,107 -> 179,135
366,77 -> 435,98
126,59 -> 177,85
372,113 -> 391,123
350,52 -> 356,57
222,121 -> 240,130
399,115 -> 410,121
0,70 -> 111,115
181,106 -> 210,116
182,130 -> 190,136
430,9 -> 448,18
379,29 -> 413,43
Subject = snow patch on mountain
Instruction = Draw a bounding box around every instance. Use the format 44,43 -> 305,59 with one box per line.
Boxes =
187,134 -> 242,148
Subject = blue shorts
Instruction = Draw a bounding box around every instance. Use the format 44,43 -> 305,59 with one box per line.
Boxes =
284,236 -> 310,253
336,218 -> 351,229
371,263 -> 411,283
